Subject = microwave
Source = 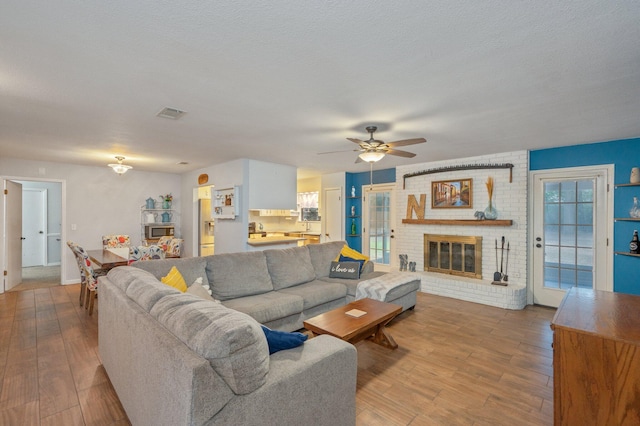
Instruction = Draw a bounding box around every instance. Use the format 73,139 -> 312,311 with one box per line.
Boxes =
145,225 -> 174,239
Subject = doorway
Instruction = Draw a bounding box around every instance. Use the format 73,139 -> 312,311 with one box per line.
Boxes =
323,188 -> 343,242
2,178 -> 63,293
362,183 -> 396,272
530,165 -> 613,307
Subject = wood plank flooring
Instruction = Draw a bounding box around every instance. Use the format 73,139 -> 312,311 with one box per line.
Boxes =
0,287 -> 555,425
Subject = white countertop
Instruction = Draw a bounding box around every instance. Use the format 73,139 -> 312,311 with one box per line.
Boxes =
246,236 -> 305,246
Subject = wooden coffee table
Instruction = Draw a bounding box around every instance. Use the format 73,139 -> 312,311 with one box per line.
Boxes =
303,298 -> 402,349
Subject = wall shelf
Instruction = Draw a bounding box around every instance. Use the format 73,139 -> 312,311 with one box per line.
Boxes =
615,218 -> 640,222
402,219 -> 513,226
615,252 -> 640,258
213,186 -> 240,219
614,183 -> 640,188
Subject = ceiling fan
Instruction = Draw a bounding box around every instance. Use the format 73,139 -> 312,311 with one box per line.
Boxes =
319,126 -> 427,163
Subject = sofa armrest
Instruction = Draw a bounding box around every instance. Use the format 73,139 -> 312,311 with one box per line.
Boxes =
211,335 -> 357,426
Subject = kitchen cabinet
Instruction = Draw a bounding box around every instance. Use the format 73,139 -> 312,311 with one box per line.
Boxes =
213,186 -> 240,219
551,287 -> 640,425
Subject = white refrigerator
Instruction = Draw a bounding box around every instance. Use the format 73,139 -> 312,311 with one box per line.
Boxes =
198,199 -> 215,256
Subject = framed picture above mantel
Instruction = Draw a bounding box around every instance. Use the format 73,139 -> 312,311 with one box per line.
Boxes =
431,179 -> 472,209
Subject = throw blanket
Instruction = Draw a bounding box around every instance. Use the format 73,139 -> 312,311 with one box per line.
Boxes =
356,273 -> 416,302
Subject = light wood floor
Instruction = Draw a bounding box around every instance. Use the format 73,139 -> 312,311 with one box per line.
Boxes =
0,287 -> 555,425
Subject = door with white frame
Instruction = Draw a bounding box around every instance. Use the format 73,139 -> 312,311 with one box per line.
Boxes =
22,188 -> 47,267
323,188 -> 343,242
362,183 -> 395,272
530,165 -> 613,307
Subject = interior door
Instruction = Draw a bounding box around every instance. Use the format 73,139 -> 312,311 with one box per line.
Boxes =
323,188 -> 342,242
363,184 -> 395,272
22,188 -> 46,267
531,166 -> 613,307
3,180 -> 23,291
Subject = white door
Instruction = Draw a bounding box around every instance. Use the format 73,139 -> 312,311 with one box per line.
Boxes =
530,166 -> 613,307
323,188 -> 342,242
22,188 -> 47,267
363,184 -> 395,272
3,180 -> 23,291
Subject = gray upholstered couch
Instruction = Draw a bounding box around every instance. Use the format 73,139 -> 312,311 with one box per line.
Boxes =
98,241 -> 419,425
133,240 -> 419,331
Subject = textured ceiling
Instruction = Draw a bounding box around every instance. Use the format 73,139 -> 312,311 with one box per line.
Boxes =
1,1 -> 639,177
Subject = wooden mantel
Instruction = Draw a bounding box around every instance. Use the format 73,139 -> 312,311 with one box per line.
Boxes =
402,219 -> 513,226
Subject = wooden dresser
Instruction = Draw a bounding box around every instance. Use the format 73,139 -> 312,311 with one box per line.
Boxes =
551,288 -> 640,425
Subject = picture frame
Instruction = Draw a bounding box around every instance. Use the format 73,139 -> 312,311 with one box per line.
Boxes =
432,179 -> 472,208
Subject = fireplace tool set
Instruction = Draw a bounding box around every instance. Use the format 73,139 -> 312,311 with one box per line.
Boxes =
492,236 -> 510,286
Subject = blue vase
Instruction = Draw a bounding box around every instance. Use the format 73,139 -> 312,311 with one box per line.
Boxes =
484,201 -> 498,220
162,200 -> 171,209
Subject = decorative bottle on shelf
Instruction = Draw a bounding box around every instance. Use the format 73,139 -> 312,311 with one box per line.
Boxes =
351,219 -> 357,235
351,205 -> 356,216
631,197 -> 640,218
351,186 -> 356,197
631,167 -> 640,184
630,230 -> 639,254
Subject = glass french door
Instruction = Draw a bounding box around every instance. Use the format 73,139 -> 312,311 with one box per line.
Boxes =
362,184 -> 395,272
531,166 -> 612,307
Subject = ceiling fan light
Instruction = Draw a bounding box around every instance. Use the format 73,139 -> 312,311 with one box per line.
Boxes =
108,156 -> 133,175
359,150 -> 385,162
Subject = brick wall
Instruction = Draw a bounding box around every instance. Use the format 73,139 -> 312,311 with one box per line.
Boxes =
394,150 -> 529,309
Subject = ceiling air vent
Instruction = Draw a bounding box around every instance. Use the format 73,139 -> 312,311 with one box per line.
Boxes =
156,107 -> 186,120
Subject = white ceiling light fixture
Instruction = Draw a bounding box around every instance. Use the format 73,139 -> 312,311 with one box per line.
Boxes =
108,156 -> 132,175
358,149 -> 386,163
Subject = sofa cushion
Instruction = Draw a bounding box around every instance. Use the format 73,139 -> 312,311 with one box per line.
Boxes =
150,293 -> 269,395
206,251 -> 274,301
221,291 -> 304,324
187,281 -> 218,302
132,257 -> 209,288
107,266 -> 157,293
278,280 -> 347,310
126,276 -> 182,312
264,246 -> 316,290
307,240 -> 346,278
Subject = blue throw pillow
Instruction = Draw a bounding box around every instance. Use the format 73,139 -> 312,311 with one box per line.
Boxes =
261,326 -> 308,354
339,255 -> 366,272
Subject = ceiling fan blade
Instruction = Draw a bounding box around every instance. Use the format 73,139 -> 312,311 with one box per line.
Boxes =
317,149 -> 360,155
385,148 -> 416,158
347,138 -> 365,145
385,138 -> 427,148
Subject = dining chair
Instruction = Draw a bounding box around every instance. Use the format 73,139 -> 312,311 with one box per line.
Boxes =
102,234 -> 131,249
67,241 -> 106,313
128,245 -> 165,265
157,236 -> 183,257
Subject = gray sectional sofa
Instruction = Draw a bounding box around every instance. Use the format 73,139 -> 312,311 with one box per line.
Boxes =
98,241 -> 420,426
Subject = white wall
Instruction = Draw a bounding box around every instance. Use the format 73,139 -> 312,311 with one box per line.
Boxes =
247,160 -> 297,210
1,158 -> 181,284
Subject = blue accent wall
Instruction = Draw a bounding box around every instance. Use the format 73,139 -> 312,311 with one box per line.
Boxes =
345,168 -> 395,252
530,137 -> 640,295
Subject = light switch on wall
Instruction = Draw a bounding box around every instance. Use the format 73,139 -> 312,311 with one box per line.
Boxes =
71,224 -> 77,231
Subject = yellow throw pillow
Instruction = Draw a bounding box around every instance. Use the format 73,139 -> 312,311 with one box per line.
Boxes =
161,266 -> 187,292
335,245 -> 370,262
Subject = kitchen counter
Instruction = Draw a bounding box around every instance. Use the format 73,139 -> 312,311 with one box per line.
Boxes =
246,236 -> 306,246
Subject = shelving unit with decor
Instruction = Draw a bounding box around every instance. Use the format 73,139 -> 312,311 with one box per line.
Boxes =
140,206 -> 176,244
613,182 -> 640,258
345,181 -> 362,252
213,186 -> 240,219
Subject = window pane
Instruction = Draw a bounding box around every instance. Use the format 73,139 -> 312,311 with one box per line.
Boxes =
545,225 -> 559,245
560,225 -> 576,246
561,204 -> 576,225
577,180 -> 593,202
545,246 -> 559,266
544,267 -> 560,288
560,247 -> 576,268
577,248 -> 593,270
577,203 -> 593,225
560,269 -> 577,289
577,226 -> 593,248
545,204 -> 560,225
560,181 -> 576,202
545,183 -> 560,203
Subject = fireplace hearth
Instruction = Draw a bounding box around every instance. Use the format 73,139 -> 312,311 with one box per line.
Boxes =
424,234 -> 482,279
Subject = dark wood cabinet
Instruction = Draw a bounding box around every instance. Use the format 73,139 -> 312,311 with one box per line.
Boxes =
551,288 -> 640,425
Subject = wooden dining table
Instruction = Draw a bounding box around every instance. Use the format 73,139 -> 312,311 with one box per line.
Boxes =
87,249 -> 129,270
